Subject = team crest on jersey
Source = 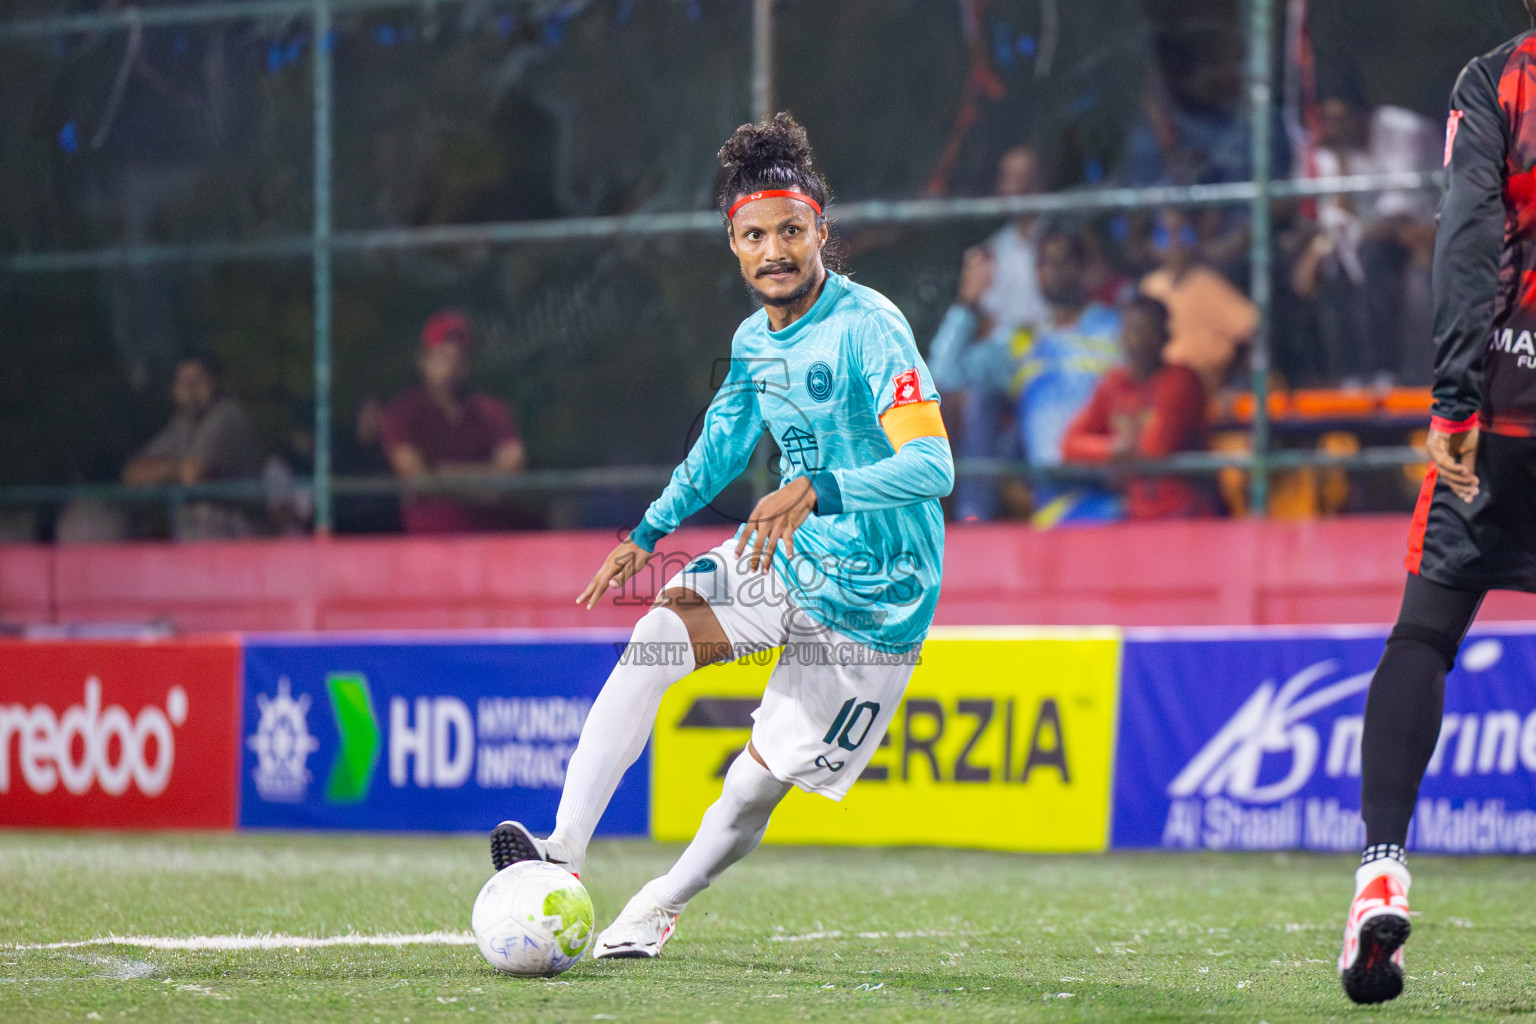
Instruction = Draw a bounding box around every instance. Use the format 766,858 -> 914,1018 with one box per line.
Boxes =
806,361 -> 834,402
890,368 -> 923,408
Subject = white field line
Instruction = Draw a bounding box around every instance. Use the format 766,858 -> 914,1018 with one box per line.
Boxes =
6,931 -> 477,952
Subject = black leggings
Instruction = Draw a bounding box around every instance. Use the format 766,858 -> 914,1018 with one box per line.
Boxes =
1360,572 -> 1485,847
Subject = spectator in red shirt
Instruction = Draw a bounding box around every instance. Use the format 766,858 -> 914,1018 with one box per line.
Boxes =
381,310 -> 529,533
1062,296 -> 1211,519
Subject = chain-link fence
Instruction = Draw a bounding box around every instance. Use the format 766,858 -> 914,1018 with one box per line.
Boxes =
0,0 -> 1527,542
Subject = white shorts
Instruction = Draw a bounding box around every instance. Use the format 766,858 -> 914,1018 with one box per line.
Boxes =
663,540 -> 919,800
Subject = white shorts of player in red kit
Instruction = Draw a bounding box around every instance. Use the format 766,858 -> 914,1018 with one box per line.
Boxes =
663,539 -> 919,801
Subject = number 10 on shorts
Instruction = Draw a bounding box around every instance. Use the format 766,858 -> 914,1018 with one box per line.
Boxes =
824,698 -> 881,751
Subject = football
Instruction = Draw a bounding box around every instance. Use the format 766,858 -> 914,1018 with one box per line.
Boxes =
471,861 -> 595,977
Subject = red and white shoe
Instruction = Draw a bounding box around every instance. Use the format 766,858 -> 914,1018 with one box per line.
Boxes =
592,884 -> 679,960
1339,859 -> 1411,1005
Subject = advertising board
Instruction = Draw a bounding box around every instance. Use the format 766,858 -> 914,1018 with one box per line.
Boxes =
240,635 -> 648,835
1113,629 -> 1536,853
0,639 -> 241,829
652,627 -> 1122,852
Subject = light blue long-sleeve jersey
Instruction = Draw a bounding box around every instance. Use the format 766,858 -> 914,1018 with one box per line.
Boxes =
630,272 -> 953,654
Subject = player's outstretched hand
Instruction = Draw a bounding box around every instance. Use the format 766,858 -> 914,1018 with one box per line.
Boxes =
737,476 -> 818,573
1427,426 -> 1480,504
578,538 -> 653,610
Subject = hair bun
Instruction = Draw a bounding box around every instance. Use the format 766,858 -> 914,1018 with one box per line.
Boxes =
716,111 -> 831,223
718,112 -> 814,172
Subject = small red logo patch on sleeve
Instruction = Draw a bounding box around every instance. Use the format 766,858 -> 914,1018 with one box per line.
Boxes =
1445,110 -> 1464,168
890,368 -> 923,408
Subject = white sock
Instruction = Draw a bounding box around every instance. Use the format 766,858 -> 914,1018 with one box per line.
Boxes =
648,752 -> 791,914
548,607 -> 696,873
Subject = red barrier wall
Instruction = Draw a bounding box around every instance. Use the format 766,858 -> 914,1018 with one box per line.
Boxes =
4,517 -> 1536,632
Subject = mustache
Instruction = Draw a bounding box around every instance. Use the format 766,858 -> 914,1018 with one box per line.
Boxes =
756,262 -> 798,277
749,271 -> 820,308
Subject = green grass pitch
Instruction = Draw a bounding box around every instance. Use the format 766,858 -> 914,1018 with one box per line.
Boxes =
1,833 -> 1534,1023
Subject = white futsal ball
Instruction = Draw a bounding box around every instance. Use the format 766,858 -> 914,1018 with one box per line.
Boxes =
472,860 -> 594,976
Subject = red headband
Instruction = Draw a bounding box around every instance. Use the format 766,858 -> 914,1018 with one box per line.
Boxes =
726,189 -> 824,221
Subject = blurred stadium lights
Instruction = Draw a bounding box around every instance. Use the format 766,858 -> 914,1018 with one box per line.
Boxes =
0,0 -> 1446,530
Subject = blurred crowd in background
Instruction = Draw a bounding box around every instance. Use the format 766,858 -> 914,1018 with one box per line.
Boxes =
928,87 -> 1444,528
0,0 -> 1519,543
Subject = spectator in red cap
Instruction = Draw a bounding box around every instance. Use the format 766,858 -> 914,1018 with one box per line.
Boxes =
380,310 -> 529,533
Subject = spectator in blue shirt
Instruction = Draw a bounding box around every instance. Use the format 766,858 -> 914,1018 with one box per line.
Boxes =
1017,230 -> 1123,526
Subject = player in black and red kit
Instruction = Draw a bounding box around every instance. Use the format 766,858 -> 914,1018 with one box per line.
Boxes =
1340,1 -> 1536,1005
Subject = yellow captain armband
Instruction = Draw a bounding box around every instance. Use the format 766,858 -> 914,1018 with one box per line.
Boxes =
879,400 -> 949,450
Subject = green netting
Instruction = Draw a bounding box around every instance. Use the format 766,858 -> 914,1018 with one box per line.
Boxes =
0,0 -> 1530,539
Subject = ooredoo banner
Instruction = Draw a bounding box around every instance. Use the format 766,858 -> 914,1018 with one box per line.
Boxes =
652,627 -> 1123,852
0,639 -> 241,829
1112,629 -> 1536,853
239,635 -> 649,834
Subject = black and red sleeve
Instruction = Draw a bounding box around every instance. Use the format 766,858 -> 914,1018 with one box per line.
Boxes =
1429,57 -> 1508,432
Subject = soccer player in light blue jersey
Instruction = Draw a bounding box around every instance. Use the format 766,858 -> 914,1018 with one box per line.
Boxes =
489,113 -> 954,958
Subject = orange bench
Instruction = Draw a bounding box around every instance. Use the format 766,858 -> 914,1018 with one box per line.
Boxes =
1221,387 -> 1431,426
